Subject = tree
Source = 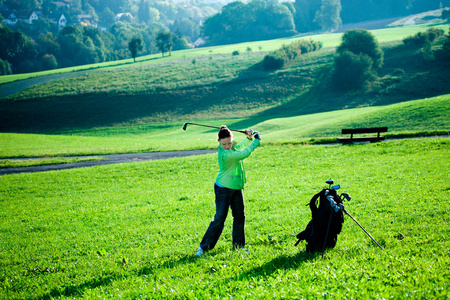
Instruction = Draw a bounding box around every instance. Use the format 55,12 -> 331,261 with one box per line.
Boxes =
38,32 -> 61,57
201,0 -> 295,45
138,0 -> 150,24
0,26 -> 36,73
41,54 -> 58,70
442,9 -> 450,22
0,58 -> 12,75
442,27 -> 450,57
333,29 -> 383,90
156,31 -> 177,57
294,0 -> 321,33
128,37 -> 143,62
314,0 -> 342,31
336,29 -> 383,69
333,50 -> 377,90
100,7 -> 116,27
57,26 -> 108,67
171,18 -> 200,41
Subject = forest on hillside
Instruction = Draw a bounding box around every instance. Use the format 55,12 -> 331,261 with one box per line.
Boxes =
0,0 -> 449,75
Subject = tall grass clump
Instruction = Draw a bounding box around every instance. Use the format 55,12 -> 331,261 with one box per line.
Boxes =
263,39 -> 323,70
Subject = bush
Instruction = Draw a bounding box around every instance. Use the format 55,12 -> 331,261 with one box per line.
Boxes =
262,39 -> 322,70
0,58 -> 12,75
41,54 -> 58,70
443,29 -> 450,57
441,9 -> 450,22
232,50 -> 240,56
263,54 -> 285,70
333,50 -> 378,90
337,29 -> 383,69
403,28 -> 445,46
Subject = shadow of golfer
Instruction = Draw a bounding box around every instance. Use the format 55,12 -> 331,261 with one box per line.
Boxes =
238,251 -> 319,280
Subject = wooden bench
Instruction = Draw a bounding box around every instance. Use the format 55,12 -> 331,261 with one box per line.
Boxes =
337,127 -> 388,143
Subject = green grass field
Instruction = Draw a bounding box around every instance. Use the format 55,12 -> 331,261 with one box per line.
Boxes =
1,18 -> 450,299
1,138 -> 449,299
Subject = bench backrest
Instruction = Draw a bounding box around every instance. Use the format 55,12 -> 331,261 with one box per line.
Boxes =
342,127 -> 388,134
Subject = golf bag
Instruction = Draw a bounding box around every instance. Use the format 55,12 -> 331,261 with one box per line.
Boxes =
295,188 -> 344,252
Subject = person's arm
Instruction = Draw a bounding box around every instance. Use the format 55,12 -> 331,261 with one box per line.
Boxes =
234,129 -> 254,151
223,139 -> 260,161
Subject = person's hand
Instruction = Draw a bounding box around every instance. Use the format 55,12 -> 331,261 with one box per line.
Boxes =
253,131 -> 261,140
245,129 -> 254,139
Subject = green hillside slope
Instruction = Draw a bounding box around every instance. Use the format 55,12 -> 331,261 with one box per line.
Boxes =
1,95 -> 448,158
0,22 -> 449,137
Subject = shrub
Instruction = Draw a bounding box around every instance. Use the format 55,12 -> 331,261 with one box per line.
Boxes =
418,40 -> 434,61
41,54 -> 58,70
333,50 -> 378,90
263,54 -> 285,70
443,29 -> 450,57
403,28 -> 445,46
441,8 -> 450,22
262,39 -> 322,70
232,50 -> 240,56
0,58 -> 12,75
336,29 -> 383,69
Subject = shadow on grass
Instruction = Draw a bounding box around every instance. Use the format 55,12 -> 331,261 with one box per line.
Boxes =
36,275 -> 119,300
35,254 -> 196,299
230,250 -> 320,282
138,254 -> 197,276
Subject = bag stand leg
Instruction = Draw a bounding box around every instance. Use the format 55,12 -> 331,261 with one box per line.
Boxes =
343,208 -> 384,250
321,212 -> 333,258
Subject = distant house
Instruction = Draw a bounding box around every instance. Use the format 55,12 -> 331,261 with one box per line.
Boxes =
193,37 -> 206,47
3,11 -> 18,26
0,5 -> 14,25
115,12 -> 133,22
18,11 -> 40,24
78,14 -> 97,27
49,13 -> 67,29
55,1 -> 70,9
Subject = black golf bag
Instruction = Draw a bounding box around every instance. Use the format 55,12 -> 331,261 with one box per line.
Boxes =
295,188 -> 344,252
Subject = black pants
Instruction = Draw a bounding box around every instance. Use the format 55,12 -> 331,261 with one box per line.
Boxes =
200,184 -> 246,251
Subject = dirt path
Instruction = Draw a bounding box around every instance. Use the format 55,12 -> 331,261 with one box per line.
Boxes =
0,70 -> 95,99
0,149 -> 217,176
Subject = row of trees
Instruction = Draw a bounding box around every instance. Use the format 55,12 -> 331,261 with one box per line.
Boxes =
202,0 -> 296,45
203,0 -> 449,46
1,0 -> 449,75
0,0 -> 222,74
294,0 -> 450,34
0,21 -> 189,74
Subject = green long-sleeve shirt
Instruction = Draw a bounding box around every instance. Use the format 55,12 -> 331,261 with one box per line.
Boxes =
215,137 -> 261,190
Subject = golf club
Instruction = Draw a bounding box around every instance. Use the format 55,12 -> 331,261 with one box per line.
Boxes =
182,122 -> 247,133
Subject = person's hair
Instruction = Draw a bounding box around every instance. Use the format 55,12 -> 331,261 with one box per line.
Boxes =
218,125 -> 232,140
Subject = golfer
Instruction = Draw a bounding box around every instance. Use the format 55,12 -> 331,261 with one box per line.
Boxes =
196,125 -> 261,257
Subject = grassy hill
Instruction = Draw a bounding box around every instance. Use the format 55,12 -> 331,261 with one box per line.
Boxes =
0,21 -> 449,162
1,22 -> 449,135
0,95 -> 448,158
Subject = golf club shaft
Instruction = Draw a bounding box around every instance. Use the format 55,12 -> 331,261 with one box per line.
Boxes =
183,123 -> 247,133
343,209 -> 384,249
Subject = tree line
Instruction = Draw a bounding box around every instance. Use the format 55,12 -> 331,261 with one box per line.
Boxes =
0,0 -> 217,74
1,0 -> 449,75
294,0 -> 450,33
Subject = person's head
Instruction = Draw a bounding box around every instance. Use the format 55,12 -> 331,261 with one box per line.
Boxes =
218,125 -> 233,150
